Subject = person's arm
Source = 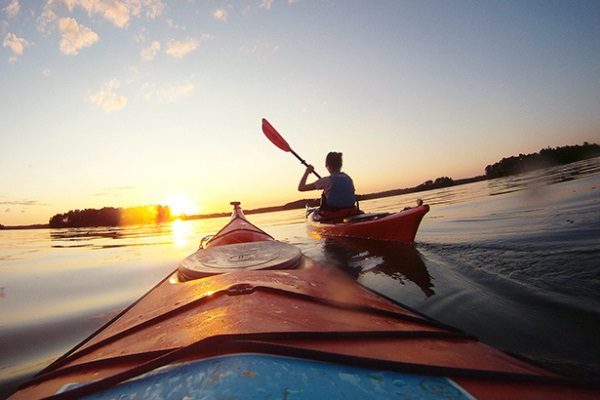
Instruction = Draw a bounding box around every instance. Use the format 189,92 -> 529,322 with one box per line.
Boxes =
298,165 -> 317,191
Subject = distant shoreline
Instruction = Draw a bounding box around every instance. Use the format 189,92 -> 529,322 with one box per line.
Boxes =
0,223 -> 51,230
182,175 -> 486,221
3,144 -> 598,230
0,175 -> 485,230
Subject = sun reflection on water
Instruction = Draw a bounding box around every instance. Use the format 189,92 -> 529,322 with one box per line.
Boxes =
171,219 -> 195,248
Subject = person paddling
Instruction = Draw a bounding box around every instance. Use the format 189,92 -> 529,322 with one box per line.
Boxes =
298,152 -> 359,217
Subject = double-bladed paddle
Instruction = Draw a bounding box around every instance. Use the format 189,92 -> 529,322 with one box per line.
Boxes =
261,118 -> 322,178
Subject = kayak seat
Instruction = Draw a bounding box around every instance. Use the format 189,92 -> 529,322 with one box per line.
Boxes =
316,207 -> 363,223
343,212 -> 392,224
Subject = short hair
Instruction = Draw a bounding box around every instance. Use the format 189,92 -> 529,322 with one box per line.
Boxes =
326,152 -> 343,169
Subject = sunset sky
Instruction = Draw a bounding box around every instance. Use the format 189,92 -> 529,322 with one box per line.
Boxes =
1,0 -> 599,226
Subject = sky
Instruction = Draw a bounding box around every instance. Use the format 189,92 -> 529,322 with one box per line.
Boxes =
1,0 -> 599,226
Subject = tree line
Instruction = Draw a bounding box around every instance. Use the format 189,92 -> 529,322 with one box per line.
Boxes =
485,142 -> 600,179
49,205 -> 172,228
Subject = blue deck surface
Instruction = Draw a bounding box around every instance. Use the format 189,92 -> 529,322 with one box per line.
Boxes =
60,353 -> 475,399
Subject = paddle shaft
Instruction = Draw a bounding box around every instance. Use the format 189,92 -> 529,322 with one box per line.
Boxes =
291,150 -> 321,179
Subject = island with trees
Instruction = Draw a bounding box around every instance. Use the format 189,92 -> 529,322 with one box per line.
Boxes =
48,205 -> 173,228
484,142 -> 600,179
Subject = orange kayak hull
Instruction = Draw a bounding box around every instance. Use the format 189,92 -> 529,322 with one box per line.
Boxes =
307,204 -> 430,243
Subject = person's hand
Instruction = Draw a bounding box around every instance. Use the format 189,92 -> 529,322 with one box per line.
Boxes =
306,164 -> 314,173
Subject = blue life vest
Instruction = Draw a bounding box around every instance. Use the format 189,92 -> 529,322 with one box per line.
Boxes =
325,172 -> 356,208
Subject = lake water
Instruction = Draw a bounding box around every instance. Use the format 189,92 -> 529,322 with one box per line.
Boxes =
1,158 -> 599,398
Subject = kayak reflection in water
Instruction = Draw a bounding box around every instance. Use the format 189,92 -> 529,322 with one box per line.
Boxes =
298,152 -> 361,219
322,237 -> 435,298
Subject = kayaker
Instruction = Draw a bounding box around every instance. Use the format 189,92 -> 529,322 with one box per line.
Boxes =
298,152 -> 359,216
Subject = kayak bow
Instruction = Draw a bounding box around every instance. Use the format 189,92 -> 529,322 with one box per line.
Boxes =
10,202 -> 599,400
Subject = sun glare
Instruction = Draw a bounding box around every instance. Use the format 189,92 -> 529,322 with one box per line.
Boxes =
165,193 -> 198,217
171,218 -> 194,247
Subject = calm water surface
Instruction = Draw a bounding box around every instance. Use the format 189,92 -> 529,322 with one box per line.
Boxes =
1,158 -> 599,398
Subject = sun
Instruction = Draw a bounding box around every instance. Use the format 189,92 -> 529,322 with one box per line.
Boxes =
164,193 -> 197,217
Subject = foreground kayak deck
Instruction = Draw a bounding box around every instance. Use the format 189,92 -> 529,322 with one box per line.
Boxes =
306,203 -> 430,243
12,262 -> 600,399
11,203 -> 600,399
55,353 -> 476,399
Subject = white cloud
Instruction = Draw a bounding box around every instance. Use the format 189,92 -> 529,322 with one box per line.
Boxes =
165,37 -> 198,59
103,1 -> 130,27
257,0 -> 299,10
89,79 -> 127,111
133,28 -> 148,43
40,0 -> 166,30
121,0 -> 166,19
141,0 -> 166,19
3,0 -> 20,18
143,82 -> 194,103
3,32 -> 29,55
58,17 -> 99,55
0,200 -> 40,206
213,8 -> 227,21
165,34 -> 211,59
60,0 -> 129,27
165,18 -> 185,30
140,40 -> 160,61
3,32 -> 30,61
37,7 -> 58,34
42,68 -> 53,76
260,0 -> 273,10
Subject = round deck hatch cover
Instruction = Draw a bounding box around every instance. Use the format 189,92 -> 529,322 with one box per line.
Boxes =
179,241 -> 302,279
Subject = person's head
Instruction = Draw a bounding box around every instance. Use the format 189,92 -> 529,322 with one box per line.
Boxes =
325,152 -> 343,172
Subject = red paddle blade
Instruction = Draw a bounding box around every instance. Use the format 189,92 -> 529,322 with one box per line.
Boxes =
262,118 -> 291,152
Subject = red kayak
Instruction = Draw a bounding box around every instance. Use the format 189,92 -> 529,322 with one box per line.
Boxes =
306,201 -> 430,243
10,202 -> 599,399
